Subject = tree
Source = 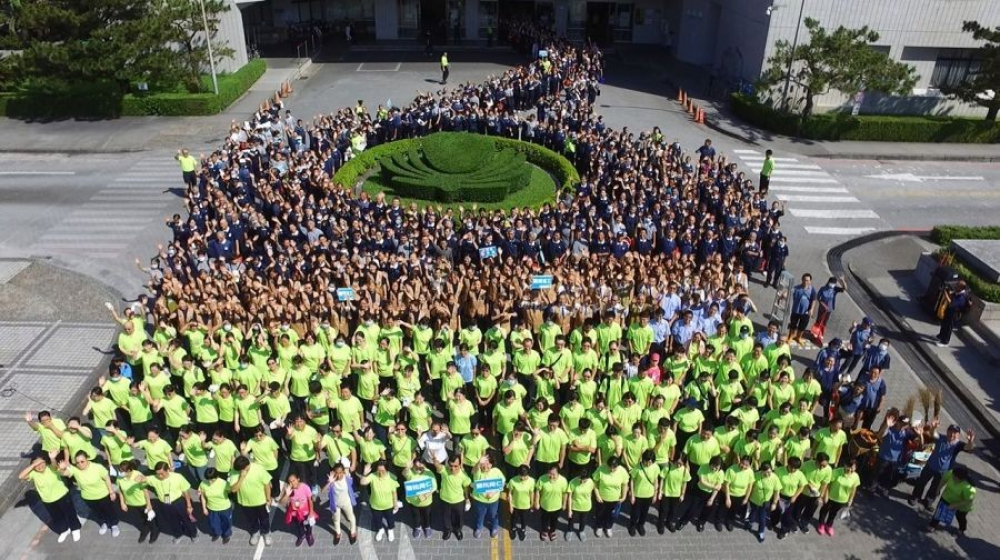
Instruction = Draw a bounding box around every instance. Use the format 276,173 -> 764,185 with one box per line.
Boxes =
161,0 -> 235,93
759,18 -> 919,118
940,21 -> 1000,121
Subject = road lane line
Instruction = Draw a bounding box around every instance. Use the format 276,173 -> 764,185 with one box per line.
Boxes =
804,226 -> 878,235
769,177 -> 839,183
777,195 -> 860,203
769,186 -> 849,193
0,171 -> 76,175
790,209 -> 880,219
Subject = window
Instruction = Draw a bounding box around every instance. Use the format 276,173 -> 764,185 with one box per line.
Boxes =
930,49 -> 982,89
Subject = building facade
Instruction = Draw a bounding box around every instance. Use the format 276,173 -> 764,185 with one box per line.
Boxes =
234,0 -> 999,116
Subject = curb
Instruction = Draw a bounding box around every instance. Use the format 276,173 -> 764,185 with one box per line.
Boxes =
828,231 -> 1000,441
807,153 -> 1000,163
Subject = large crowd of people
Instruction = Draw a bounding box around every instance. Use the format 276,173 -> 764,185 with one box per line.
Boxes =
19,24 -> 977,550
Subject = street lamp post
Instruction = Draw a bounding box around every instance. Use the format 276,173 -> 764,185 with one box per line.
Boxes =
198,0 -> 220,95
779,0 -> 806,111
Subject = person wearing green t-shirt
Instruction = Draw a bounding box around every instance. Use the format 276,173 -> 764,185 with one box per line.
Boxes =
459,427 -> 490,469
144,462 -> 197,542
566,418 -> 597,480
748,462 -> 781,543
229,456 -> 272,545
198,468 -> 233,542
176,425 -> 210,484
534,464 -> 568,541
434,455 -> 472,540
593,456 -> 629,537
773,457 -> 807,538
207,431 -> 239,475
566,468 -> 595,541
242,427 -> 281,499
286,415 -> 321,487
795,453 -> 832,533
678,457 -> 724,532
628,450 -> 660,536
812,419 -> 848,465
683,427 -> 721,468
532,418 -> 568,479
506,466 -> 535,541
656,457 -> 690,533
59,452 -> 119,536
721,456 -> 755,531
360,461 -> 401,542
816,460 -> 861,537
926,466 -> 975,535
19,457 -> 81,542
115,460 -> 156,542
471,455 -> 505,538
402,460 -> 436,537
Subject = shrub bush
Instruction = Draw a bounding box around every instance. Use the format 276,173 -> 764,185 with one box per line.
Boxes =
121,59 -> 267,116
937,250 -> 1000,304
930,225 -> 1000,246
730,93 -> 1000,143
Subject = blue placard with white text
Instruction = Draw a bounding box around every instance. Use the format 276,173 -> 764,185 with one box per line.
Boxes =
472,478 -> 505,494
336,288 -> 355,301
531,275 -> 553,290
479,246 -> 498,259
404,478 -> 435,498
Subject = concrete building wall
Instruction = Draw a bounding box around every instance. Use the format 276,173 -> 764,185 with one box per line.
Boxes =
218,0 -> 250,73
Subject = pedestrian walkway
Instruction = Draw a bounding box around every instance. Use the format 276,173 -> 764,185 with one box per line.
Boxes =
733,149 -> 887,236
28,157 -> 180,259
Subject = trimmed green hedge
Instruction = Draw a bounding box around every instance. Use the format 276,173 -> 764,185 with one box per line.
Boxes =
936,250 -> 1000,303
334,133 -> 581,199
121,59 -> 267,116
0,60 -> 266,118
931,225 -> 1000,246
731,93 -> 1000,143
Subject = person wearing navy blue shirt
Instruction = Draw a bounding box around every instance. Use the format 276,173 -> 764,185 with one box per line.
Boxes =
910,423 -> 975,508
857,367 -> 887,430
936,280 -> 971,347
696,138 -> 716,160
812,339 -> 844,372
765,236 -> 789,288
870,414 -> 922,495
811,276 -> 845,345
788,274 -> 816,347
841,317 -> 874,375
857,339 -> 891,383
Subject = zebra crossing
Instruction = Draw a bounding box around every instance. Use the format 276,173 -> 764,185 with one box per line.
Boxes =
732,149 -> 883,236
30,157 -> 180,259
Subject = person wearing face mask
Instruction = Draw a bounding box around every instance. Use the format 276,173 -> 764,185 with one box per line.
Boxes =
857,367 -> 887,431
810,276 -> 846,345
857,339 -> 891,383
765,236 -> 789,289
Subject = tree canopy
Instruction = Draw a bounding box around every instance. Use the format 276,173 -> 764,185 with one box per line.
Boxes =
758,18 -> 919,118
0,0 -> 231,95
940,21 -> 1000,121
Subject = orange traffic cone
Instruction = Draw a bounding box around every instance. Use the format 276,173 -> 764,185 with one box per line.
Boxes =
681,90 -> 687,105
687,100 -> 695,114
696,107 -> 705,124
677,89 -> 684,102
286,80 -> 294,94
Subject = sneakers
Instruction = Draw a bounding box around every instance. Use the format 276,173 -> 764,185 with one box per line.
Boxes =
627,526 -> 636,536
211,535 -> 219,543
249,532 -> 260,546
172,537 -> 182,544
223,536 -> 231,544
388,530 -> 395,542
99,524 -> 108,536
111,526 -> 120,538
800,524 -> 810,534
656,524 -> 665,535
714,522 -> 723,533
58,530 -> 70,543
490,528 -> 499,539
263,534 -> 273,546
456,530 -> 464,541
474,529 -> 483,538
777,531 -> 786,540
756,532 -> 765,543
442,531 -> 451,541
424,528 -> 433,539
71,530 -> 81,542
817,524 -> 828,536
413,528 -> 422,539
594,528 -> 603,538
296,536 -> 305,547
577,529 -> 585,542
726,522 -> 734,532
334,532 -> 342,545
637,525 -> 646,536
376,528 -> 386,542
827,527 -> 835,537
604,528 -> 612,538
540,531 -> 548,541
349,533 -> 358,545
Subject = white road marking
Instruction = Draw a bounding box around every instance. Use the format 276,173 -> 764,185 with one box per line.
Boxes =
777,194 -> 860,202
357,62 -> 402,72
790,209 -> 880,219
738,156 -> 801,162
749,163 -> 823,170
769,186 -> 850,193
770,177 -> 839,183
113,176 -> 178,182
804,226 -> 878,235
865,172 -> 984,183
0,171 -> 76,175
397,525 -> 416,560
752,169 -> 831,177
733,149 -> 760,154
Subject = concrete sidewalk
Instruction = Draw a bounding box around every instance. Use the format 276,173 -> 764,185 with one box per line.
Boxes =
0,58 -> 312,154
615,45 -> 1000,162
837,233 -> 1000,438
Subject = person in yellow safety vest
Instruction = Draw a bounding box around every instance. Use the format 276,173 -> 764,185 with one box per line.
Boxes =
564,135 -> 576,157
376,105 -> 388,121
355,100 -> 367,119
440,53 -> 449,84
351,131 -> 367,153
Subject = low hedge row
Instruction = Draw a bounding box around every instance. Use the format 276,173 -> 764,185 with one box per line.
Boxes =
420,133 -> 496,174
731,93 -> 1000,143
938,250 -> 1000,304
0,60 -> 266,118
121,59 -> 267,116
931,225 -> 1000,246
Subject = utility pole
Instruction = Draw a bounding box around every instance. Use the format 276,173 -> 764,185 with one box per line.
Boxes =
198,0 -> 219,95
780,0 -> 806,111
